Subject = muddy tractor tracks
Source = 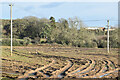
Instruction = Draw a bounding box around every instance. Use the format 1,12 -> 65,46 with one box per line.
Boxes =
2,48 -> 119,79
18,59 -> 55,79
17,58 -> 119,79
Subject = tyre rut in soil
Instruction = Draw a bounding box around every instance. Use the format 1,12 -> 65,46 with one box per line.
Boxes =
75,60 -> 96,78
83,59 -> 119,78
50,60 -> 73,78
18,59 -> 55,79
64,59 -> 91,78
84,68 -> 120,78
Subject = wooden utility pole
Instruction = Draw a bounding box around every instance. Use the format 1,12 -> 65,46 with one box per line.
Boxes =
9,4 -> 13,56
107,20 -> 109,53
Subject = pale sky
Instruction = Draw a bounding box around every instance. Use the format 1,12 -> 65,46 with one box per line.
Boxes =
1,2 -> 118,27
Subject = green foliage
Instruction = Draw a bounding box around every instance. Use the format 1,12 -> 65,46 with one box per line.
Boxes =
50,16 -> 56,28
97,40 -> 107,48
40,38 -> 47,43
94,29 -> 105,35
33,37 -> 40,44
23,37 -> 31,45
2,16 -> 119,48
2,39 -> 11,46
2,39 -> 24,46
109,29 -> 119,48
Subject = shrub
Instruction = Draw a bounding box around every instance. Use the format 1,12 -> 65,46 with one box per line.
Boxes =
34,37 -> 40,44
110,36 -> 119,48
13,39 -> 21,46
2,38 -> 24,46
40,38 -> 47,43
97,40 -> 107,48
2,39 -> 11,46
23,37 -> 31,45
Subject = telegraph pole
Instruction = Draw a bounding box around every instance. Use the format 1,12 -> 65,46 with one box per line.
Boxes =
107,20 -> 109,53
9,4 -> 13,56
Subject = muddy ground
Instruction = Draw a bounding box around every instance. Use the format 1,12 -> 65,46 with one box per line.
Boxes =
1,45 -> 120,80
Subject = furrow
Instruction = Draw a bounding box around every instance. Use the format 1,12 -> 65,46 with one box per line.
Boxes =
98,60 -> 108,73
18,59 -> 55,79
50,60 -> 73,78
107,60 -> 116,70
75,60 -> 96,78
84,68 -> 120,78
64,59 -> 91,78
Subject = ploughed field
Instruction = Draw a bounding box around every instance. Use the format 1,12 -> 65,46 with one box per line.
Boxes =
1,45 -> 120,79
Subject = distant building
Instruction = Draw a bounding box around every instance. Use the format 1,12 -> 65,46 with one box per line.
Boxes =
85,27 -> 116,31
85,27 -> 99,30
103,27 -> 116,31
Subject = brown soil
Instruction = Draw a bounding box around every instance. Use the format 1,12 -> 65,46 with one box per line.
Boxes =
2,46 -> 119,79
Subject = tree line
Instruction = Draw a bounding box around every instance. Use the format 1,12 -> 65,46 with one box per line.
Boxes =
1,16 -> 119,48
